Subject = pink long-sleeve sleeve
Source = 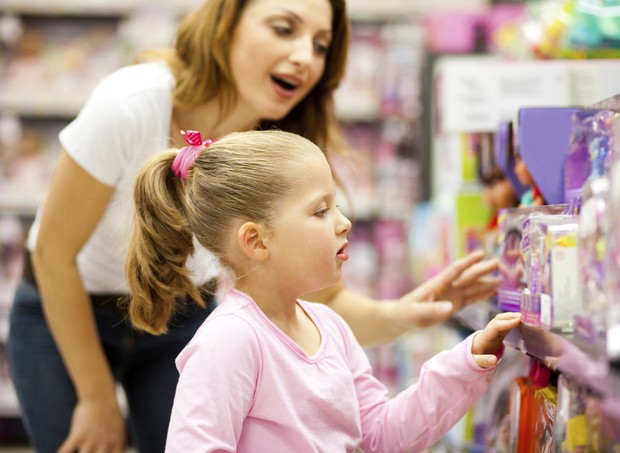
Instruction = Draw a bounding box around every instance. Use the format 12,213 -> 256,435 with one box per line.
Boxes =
352,333 -> 496,453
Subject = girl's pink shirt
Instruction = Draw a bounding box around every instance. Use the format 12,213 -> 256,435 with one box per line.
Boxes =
166,290 -> 498,452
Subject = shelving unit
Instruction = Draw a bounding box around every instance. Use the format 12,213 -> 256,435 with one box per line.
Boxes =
456,303 -> 620,400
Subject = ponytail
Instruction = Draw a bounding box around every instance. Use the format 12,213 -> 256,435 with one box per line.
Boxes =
126,151 -> 204,334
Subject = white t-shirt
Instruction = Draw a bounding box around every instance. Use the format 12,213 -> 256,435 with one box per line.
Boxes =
28,61 -> 219,294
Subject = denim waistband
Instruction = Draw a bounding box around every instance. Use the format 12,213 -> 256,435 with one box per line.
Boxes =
21,251 -> 217,314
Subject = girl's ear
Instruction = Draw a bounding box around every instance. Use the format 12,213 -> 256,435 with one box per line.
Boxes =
237,222 -> 269,261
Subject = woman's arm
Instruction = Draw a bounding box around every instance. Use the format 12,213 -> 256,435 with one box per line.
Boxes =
306,251 -> 499,346
32,152 -> 125,453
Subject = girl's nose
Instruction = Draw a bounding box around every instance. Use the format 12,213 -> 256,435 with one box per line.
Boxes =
337,210 -> 352,235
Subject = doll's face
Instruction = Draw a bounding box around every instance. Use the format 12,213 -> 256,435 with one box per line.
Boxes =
490,178 -> 517,210
514,155 -> 535,186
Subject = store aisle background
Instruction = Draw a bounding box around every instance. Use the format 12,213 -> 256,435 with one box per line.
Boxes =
4,0 -> 620,450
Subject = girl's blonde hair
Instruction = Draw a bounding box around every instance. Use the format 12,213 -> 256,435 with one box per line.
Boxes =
137,0 -> 350,154
127,130 -> 321,334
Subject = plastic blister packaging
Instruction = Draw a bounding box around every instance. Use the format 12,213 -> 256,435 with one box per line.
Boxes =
577,177 -> 609,339
497,204 -> 568,313
521,214 -> 575,327
539,219 -> 582,333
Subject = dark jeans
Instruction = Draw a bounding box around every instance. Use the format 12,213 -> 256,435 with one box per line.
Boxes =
7,279 -> 215,453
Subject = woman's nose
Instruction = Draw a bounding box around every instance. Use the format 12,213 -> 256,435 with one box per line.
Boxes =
289,37 -> 314,66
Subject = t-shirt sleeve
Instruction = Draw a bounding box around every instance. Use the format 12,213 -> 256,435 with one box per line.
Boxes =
166,314 -> 261,453
58,73 -> 138,187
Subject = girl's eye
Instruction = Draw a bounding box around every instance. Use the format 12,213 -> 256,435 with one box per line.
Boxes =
315,207 -> 329,217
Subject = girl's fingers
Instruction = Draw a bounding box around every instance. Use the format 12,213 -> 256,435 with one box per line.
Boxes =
473,312 -> 521,355
488,312 -> 522,334
473,353 -> 499,368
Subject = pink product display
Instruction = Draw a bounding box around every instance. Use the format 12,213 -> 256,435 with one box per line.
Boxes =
335,22 -> 423,120
4,19 -> 125,99
341,223 -> 379,298
577,177 -> 609,339
423,11 -> 486,54
334,24 -> 383,119
605,118 -> 620,365
564,109 -> 616,204
496,204 -> 568,313
373,220 -> 412,300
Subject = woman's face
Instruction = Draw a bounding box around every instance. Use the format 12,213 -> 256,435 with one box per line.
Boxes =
229,0 -> 333,121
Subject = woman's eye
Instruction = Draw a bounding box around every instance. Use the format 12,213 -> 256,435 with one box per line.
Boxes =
273,25 -> 292,36
314,41 -> 329,55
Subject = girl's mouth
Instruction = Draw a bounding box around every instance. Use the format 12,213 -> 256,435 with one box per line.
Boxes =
337,242 -> 349,261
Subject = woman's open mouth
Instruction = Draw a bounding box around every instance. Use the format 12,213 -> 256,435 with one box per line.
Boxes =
271,75 -> 300,98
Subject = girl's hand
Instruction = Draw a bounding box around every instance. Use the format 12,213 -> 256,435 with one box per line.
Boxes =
57,398 -> 126,453
394,251 -> 500,329
471,312 -> 522,368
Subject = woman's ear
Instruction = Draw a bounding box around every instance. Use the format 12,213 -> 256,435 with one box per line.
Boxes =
237,222 -> 269,261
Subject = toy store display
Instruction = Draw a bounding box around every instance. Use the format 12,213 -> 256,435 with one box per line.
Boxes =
605,117 -> 620,367
453,94 -> 620,452
492,0 -> 620,60
577,176 -> 609,340
506,363 -> 620,452
521,213 -> 578,329
494,101 -> 620,341
496,204 -> 568,313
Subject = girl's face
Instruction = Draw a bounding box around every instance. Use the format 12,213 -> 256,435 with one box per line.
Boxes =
265,149 -> 351,296
229,0 -> 333,121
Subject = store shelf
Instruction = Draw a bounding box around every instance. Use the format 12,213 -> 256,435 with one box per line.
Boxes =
456,302 -> 620,399
1,0 -> 198,17
0,90 -> 89,118
0,192 -> 44,218
347,0 -> 486,21
2,0 -> 136,17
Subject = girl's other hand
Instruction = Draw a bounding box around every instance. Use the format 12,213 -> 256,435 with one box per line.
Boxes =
471,312 -> 521,368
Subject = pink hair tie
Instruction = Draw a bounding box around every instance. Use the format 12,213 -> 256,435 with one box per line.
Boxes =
171,130 -> 217,181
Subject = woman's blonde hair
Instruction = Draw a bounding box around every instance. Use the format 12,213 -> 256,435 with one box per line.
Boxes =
127,130 -> 322,334
137,0 -> 350,153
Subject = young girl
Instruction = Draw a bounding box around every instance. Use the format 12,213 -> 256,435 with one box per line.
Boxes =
128,129 -> 521,452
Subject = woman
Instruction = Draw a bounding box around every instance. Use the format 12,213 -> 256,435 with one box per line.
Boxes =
8,0 -> 498,452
